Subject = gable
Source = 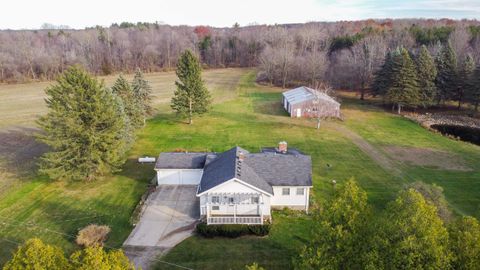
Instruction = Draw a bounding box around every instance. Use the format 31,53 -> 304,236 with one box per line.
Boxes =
197,178 -> 272,196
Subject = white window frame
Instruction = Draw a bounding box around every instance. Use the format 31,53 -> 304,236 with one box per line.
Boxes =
228,197 -> 235,204
296,188 -> 305,195
211,196 -> 220,204
251,197 -> 259,204
282,188 -> 290,196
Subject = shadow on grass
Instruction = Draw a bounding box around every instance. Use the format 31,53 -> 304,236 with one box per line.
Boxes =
0,127 -> 48,180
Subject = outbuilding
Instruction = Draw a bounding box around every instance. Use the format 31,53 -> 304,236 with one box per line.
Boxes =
282,86 -> 341,118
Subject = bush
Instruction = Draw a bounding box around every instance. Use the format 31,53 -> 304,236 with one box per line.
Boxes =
196,222 -> 270,238
76,224 -> 111,247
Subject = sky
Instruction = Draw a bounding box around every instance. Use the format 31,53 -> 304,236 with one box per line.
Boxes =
2,0 -> 479,29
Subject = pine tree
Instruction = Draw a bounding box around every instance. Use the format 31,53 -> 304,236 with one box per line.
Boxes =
372,51 -> 393,98
416,45 -> 437,108
131,68 -> 153,125
171,50 -> 211,124
466,65 -> 480,111
37,66 -> 128,181
385,47 -> 420,114
111,74 -> 143,139
436,42 -> 458,104
456,54 -> 475,109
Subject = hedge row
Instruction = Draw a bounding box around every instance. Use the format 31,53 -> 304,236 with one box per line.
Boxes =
196,222 -> 271,238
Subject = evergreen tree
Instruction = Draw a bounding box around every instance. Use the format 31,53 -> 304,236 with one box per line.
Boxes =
295,179 -> 375,269
171,50 -> 211,124
436,42 -> 458,104
456,54 -> 475,109
3,238 -> 70,270
372,51 -> 393,98
111,74 -> 143,142
37,66 -> 128,181
380,189 -> 451,269
385,47 -> 420,114
131,68 -> 153,125
449,216 -> 480,270
466,64 -> 480,111
416,45 -> 438,107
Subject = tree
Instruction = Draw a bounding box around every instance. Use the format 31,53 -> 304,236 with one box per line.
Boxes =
436,41 -> 458,104
37,66 -> 128,181
456,54 -> 475,109
245,262 -> 265,270
416,45 -> 438,107
372,51 -> 393,98
111,74 -> 143,138
295,179 -> 373,269
3,238 -> 70,270
380,189 -> 451,269
466,64 -> 480,111
449,216 -> 480,270
70,246 -> 135,270
131,68 -> 153,125
404,181 -> 452,223
385,48 -> 420,114
171,50 -> 211,124
310,82 -> 335,129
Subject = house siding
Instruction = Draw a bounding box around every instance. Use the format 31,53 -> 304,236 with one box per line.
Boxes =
271,186 -> 310,211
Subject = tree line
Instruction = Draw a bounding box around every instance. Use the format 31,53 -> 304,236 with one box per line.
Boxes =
372,42 -> 480,113
1,19 -> 479,93
295,180 -> 480,270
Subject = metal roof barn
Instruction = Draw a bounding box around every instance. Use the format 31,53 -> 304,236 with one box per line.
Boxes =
282,86 -> 341,118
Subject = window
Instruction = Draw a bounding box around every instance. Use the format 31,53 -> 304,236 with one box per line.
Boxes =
211,196 -> 219,204
282,188 -> 290,195
251,197 -> 259,204
228,197 -> 235,204
296,188 -> 305,195
212,206 -> 219,210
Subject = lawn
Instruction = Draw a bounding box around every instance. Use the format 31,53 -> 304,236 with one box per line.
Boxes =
147,73 -> 480,269
1,68 -> 479,269
0,68 -> 249,266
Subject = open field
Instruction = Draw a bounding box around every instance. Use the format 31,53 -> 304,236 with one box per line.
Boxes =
1,68 -> 480,269
0,68 -> 250,266
0,68 -> 246,128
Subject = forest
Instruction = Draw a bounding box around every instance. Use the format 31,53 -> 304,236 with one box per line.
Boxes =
1,19 -> 479,93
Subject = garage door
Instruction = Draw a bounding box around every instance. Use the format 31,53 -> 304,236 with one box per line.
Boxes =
157,170 -> 202,185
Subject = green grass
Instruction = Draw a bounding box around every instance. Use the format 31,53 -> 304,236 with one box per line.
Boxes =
0,68 -> 251,266
1,68 -> 480,269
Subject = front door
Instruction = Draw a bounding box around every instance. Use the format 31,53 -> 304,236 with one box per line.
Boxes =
296,108 -> 302,118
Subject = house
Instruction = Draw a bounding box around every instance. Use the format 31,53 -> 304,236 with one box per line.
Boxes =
282,86 -> 341,118
154,142 -> 312,225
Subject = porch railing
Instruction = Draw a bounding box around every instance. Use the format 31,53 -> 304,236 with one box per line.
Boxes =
207,216 -> 263,225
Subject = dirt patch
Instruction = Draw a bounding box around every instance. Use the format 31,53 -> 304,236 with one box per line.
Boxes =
384,146 -> 472,171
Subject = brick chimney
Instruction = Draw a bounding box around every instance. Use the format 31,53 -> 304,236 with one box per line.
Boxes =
278,141 -> 288,153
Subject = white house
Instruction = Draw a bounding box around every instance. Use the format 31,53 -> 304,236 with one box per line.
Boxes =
155,142 -> 312,225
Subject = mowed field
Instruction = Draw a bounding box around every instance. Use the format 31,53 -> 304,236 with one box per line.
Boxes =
1,68 -> 480,269
0,68 -> 248,266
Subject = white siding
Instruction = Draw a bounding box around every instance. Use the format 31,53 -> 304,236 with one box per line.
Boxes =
156,169 -> 203,185
271,186 -> 310,211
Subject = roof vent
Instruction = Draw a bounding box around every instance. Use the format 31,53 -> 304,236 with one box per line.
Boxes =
278,141 -> 288,154
238,152 -> 245,161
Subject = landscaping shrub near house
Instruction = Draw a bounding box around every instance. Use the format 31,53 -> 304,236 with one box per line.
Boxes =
76,224 -> 111,247
196,222 -> 270,238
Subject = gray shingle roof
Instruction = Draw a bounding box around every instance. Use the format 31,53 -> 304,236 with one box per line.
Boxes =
155,146 -> 312,195
155,152 -> 211,169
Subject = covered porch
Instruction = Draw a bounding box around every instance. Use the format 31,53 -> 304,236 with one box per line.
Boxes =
201,192 -> 267,225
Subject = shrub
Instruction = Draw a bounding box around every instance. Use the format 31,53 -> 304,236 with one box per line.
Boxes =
196,222 -> 270,238
76,224 -> 111,247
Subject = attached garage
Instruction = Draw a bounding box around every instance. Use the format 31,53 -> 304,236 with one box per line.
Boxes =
155,152 -> 211,186
157,169 -> 203,185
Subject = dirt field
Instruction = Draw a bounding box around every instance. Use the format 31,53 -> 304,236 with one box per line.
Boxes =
384,146 -> 472,171
0,68 -> 247,128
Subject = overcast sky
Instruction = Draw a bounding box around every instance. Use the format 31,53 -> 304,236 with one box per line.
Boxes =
2,0 -> 479,29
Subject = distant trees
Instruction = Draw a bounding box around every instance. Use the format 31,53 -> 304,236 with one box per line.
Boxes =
171,50 -> 211,124
466,64 -> 480,111
436,42 -> 458,104
132,69 -> 153,124
37,66 -> 152,181
295,179 -> 480,270
4,238 -> 136,270
416,45 -> 438,107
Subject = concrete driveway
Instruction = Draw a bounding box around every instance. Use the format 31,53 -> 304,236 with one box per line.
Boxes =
123,185 -> 199,269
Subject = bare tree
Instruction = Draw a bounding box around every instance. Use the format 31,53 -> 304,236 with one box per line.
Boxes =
310,82 -> 335,129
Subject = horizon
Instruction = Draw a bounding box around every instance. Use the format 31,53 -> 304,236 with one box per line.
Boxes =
2,0 -> 480,30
